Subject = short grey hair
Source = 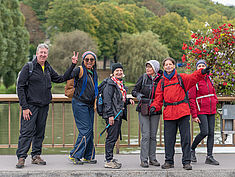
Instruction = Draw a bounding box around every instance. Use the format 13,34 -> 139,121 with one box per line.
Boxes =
36,43 -> 49,53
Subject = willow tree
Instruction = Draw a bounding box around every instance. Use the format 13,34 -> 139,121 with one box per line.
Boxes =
0,0 -> 29,88
117,31 -> 169,82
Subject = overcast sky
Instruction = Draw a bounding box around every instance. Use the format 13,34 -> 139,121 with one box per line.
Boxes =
211,0 -> 235,6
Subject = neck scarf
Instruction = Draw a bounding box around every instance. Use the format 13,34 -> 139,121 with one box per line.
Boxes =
164,69 -> 175,80
111,76 -> 127,102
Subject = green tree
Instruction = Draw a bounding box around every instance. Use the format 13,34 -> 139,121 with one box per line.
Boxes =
117,31 -> 169,82
45,0 -> 99,37
48,30 -> 98,74
151,12 -> 190,61
0,0 -> 29,88
141,0 -> 168,17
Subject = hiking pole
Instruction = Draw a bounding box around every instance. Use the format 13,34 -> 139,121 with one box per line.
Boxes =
98,109 -> 123,144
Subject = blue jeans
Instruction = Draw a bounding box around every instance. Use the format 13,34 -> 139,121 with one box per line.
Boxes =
70,98 -> 95,160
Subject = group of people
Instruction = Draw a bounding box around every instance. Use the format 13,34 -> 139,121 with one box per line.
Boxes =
16,43 -> 219,170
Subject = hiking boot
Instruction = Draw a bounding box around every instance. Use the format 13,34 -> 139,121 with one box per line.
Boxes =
140,161 -> 149,168
191,149 -> 197,162
104,159 -> 122,169
183,163 -> 192,170
16,158 -> 25,168
161,162 -> 174,169
149,159 -> 160,166
69,155 -> 84,165
205,156 -> 219,165
83,159 -> 97,164
32,155 -> 46,165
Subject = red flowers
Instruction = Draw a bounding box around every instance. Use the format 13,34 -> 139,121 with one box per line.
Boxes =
223,82 -> 227,86
214,47 -> 219,52
181,54 -> 186,62
182,43 -> 187,50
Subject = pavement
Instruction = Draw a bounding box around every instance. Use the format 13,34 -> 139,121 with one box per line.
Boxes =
0,153 -> 235,177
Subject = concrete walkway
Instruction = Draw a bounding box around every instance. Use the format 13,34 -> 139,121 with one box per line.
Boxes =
0,153 -> 235,177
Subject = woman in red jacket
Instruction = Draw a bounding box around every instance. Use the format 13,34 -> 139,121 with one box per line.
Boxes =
189,60 -> 219,165
150,57 -> 209,170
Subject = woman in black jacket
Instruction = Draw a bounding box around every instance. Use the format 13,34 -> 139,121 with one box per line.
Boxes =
102,63 -> 135,169
132,60 -> 162,168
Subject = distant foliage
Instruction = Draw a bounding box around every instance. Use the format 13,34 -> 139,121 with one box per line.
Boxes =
48,30 -> 98,74
182,23 -> 235,96
0,0 -> 29,88
117,31 -> 169,82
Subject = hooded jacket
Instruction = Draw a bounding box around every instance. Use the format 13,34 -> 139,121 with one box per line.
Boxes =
17,58 -> 75,109
150,69 -> 206,120
188,75 -> 218,118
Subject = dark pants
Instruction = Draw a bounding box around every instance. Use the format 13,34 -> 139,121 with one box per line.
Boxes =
191,114 -> 215,156
16,104 -> 49,159
70,98 -> 95,160
164,115 -> 191,165
105,118 -> 122,162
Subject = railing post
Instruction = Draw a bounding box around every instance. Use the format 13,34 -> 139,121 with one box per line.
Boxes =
128,105 -> 130,146
52,102 -> 54,147
8,102 -> 11,148
62,102 -> 65,147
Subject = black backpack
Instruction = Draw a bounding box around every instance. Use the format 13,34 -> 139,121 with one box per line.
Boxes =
96,78 -> 108,116
16,62 -> 34,94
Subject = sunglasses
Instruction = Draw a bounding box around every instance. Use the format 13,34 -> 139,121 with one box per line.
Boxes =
84,58 -> 95,62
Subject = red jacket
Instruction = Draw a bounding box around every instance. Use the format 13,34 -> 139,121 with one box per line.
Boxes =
150,69 -> 205,120
188,75 -> 218,118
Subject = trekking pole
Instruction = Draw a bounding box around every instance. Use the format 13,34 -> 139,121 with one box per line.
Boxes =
98,109 -> 123,144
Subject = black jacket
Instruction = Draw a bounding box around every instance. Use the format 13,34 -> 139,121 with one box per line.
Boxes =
132,73 -> 162,115
71,67 -> 96,105
102,77 -> 130,121
17,58 -> 75,109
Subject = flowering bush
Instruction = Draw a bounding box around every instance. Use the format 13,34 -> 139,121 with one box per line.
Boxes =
182,23 -> 235,96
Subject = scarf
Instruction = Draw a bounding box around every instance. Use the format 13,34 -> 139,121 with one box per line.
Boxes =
111,76 -> 127,102
164,69 -> 175,80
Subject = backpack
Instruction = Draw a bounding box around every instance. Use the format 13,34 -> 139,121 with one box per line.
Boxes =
65,66 -> 83,98
16,62 -> 34,94
161,74 -> 190,108
96,78 -> 108,116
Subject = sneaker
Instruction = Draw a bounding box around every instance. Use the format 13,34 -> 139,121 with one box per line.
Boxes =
183,163 -> 192,170
191,149 -> 197,162
32,155 -> 46,165
104,159 -> 122,169
149,159 -> 160,166
83,159 -> 97,164
205,156 -> 219,165
16,158 -> 25,168
140,161 -> 149,168
161,162 -> 174,169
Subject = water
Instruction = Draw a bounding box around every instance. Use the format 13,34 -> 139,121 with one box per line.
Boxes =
0,102 -> 229,154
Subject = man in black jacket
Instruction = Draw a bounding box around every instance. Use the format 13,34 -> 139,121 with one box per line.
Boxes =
16,43 -> 78,168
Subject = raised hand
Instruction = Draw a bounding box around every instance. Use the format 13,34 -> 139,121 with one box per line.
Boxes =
72,51 -> 79,64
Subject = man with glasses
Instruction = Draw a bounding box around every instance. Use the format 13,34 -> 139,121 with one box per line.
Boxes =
16,43 -> 78,168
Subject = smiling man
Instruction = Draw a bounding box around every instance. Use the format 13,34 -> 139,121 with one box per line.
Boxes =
16,43 -> 78,168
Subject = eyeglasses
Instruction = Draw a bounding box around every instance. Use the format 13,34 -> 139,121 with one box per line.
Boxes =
84,58 -> 95,62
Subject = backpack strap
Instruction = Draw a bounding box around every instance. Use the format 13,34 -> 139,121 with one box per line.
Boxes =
74,66 -> 84,87
27,62 -> 33,76
140,73 -> 148,92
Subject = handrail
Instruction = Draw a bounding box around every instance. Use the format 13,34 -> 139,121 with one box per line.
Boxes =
0,94 -> 234,150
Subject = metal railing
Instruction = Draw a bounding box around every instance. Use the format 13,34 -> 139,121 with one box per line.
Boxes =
0,94 -> 234,151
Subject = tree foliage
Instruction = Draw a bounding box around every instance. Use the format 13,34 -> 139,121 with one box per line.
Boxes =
48,30 -> 98,74
117,31 -> 169,82
0,0 -> 29,88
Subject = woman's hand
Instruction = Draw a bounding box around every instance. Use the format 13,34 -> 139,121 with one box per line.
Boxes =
109,116 -> 114,125
193,117 -> 201,123
72,51 -> 79,64
129,99 -> 135,105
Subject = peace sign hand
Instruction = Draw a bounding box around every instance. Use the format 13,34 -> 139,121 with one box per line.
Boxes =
72,51 -> 79,64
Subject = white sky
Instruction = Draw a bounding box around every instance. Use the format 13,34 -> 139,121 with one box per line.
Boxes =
211,0 -> 235,6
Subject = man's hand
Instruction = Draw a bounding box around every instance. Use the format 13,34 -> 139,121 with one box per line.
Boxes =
72,51 -> 79,64
23,109 -> 32,120
192,117 -> 201,123
149,106 -> 156,116
201,66 -> 212,75
129,99 -> 135,105
109,116 -> 114,126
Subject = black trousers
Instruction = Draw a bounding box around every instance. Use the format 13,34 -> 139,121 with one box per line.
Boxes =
16,104 -> 49,159
191,114 -> 215,156
105,118 -> 122,162
164,115 -> 191,165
